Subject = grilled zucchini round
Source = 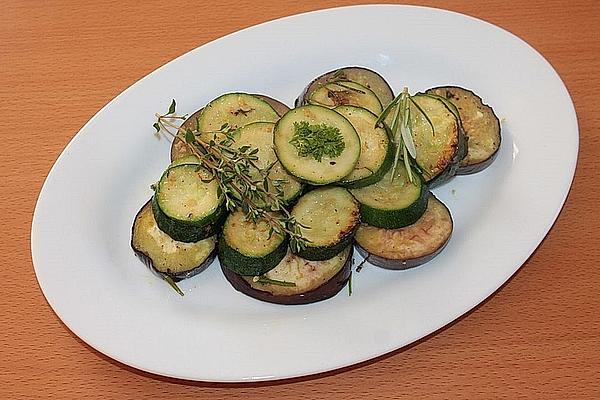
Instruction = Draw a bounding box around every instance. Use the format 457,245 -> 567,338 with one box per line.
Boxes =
218,210 -> 288,276
273,105 -> 361,185
425,86 -> 501,174
290,187 -> 360,261
334,106 -> 394,188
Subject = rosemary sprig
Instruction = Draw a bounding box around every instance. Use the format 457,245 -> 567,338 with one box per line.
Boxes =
153,100 -> 309,255
375,87 -> 435,184
252,276 -> 296,287
161,273 -> 184,297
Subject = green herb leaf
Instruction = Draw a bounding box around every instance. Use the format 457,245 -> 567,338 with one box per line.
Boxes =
253,276 -> 296,287
289,121 -> 345,162
185,129 -> 195,143
168,99 -> 176,114
161,273 -> 184,296
153,122 -> 161,133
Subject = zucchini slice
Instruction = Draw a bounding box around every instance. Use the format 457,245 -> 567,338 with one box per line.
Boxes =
406,94 -> 462,187
273,105 -> 361,185
196,93 -> 279,138
170,95 -> 289,161
308,81 -> 383,115
291,187 -> 360,261
425,86 -> 501,174
153,163 -> 224,242
334,106 -> 394,188
354,195 -> 453,270
296,66 -> 395,107
218,210 -> 288,276
350,162 -> 428,229
221,246 -> 353,305
254,94 -> 290,117
131,200 -> 217,281
422,92 -> 469,167
230,121 -> 303,205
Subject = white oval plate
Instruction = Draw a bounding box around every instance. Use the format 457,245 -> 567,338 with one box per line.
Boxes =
32,5 -> 578,382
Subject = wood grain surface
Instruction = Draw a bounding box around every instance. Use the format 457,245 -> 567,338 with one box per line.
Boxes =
1,0 -> 599,398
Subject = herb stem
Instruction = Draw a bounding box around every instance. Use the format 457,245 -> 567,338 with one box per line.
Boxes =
153,106 -> 308,252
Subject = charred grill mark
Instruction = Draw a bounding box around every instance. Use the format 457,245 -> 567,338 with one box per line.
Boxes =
327,89 -> 353,105
445,90 -> 458,100
233,107 -> 255,116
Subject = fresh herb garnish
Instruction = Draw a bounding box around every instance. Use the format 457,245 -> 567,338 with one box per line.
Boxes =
253,276 -> 296,287
161,273 -> 184,297
376,87 -> 434,184
152,100 -> 309,296
289,121 -> 345,162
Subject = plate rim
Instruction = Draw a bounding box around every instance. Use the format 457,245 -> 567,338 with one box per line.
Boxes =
31,3 -> 579,382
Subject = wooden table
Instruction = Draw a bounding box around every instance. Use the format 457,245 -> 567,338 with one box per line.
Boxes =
2,0 -> 599,398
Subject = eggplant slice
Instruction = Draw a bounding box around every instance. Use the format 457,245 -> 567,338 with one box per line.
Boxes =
354,195 -> 452,270
221,246 -> 353,305
426,86 -> 501,174
131,200 -> 217,281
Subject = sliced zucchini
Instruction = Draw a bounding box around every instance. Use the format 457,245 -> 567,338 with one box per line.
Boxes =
273,105 -> 361,185
230,122 -> 303,205
221,246 -> 353,305
131,200 -> 217,281
296,66 -> 395,107
170,95 -> 289,162
254,94 -> 290,117
334,106 -> 393,188
308,81 -> 383,115
218,210 -> 288,276
291,187 -> 360,261
152,163 -> 224,242
425,86 -> 501,174
405,94 -> 462,187
266,162 -> 304,205
354,195 -> 452,270
422,92 -> 469,167
350,162 -> 428,229
196,93 -> 279,139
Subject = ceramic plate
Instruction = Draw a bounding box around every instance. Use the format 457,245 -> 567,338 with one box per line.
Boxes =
31,5 -> 578,382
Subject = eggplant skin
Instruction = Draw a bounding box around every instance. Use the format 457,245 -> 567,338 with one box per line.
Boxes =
354,240 -> 449,270
221,247 -> 353,305
133,245 -> 216,282
131,200 -> 218,282
456,146 -> 500,175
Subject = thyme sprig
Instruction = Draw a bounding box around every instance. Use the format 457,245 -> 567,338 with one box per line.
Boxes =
153,100 -> 309,254
375,87 -> 435,184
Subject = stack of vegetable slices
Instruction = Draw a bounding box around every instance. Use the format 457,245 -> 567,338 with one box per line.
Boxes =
131,67 -> 501,303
